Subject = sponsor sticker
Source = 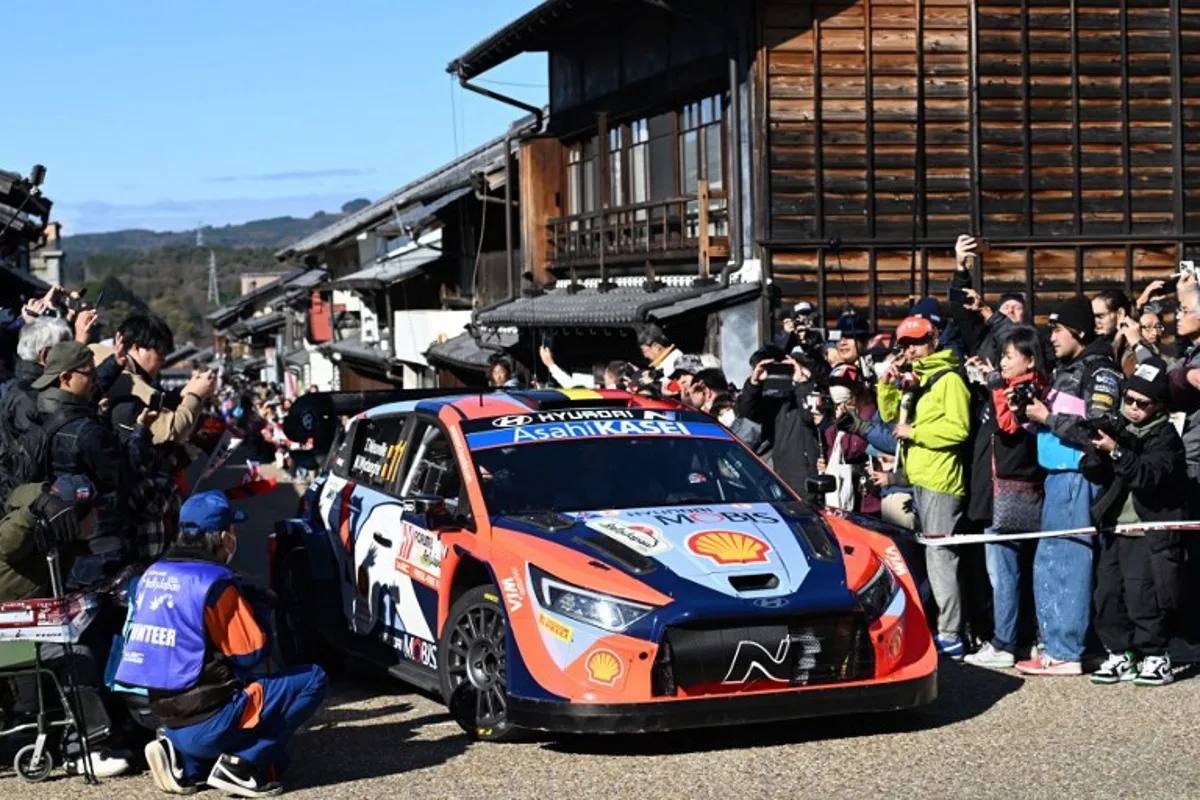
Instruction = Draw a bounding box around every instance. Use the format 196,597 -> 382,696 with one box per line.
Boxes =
629,507 -> 781,527
501,570 -> 526,613
883,545 -> 909,577
537,612 -> 574,644
585,518 -> 672,557
397,633 -> 438,669
584,648 -> 623,686
466,420 -> 731,450
686,530 -> 772,566
492,408 -> 635,427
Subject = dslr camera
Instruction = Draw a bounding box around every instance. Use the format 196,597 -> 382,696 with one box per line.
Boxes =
1008,380 -> 1040,411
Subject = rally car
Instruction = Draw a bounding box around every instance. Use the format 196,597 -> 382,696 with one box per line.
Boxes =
271,388 -> 936,740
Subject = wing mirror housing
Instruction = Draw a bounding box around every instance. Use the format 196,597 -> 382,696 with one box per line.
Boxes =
805,474 -> 837,508
404,494 -> 469,532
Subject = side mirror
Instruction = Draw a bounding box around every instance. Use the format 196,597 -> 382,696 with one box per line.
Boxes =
403,494 -> 462,532
806,475 -> 837,508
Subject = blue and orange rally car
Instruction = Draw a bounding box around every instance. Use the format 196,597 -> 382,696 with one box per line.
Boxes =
271,388 -> 935,740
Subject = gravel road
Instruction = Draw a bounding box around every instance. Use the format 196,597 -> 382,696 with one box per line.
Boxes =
3,457 -> 1196,798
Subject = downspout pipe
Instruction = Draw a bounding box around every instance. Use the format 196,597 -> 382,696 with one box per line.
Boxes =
455,76 -> 545,302
720,10 -> 745,288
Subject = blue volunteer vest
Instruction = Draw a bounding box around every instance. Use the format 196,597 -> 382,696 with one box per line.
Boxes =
113,560 -> 234,693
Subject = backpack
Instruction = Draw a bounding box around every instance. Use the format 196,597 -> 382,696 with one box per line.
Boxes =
0,413 -> 76,505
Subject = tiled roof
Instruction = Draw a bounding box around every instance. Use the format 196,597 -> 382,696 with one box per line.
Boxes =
425,329 -> 518,371
474,280 -> 760,329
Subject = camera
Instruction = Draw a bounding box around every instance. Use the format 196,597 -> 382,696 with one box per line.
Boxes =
1163,260 -> 1198,292
896,363 -> 919,392
762,362 -> 795,399
1008,380 -> 1040,411
1086,415 -> 1123,441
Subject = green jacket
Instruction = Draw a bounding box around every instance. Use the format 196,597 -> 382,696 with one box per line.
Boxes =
0,483 -> 51,602
877,349 -> 971,497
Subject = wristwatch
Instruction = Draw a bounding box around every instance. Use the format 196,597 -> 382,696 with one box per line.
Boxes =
1109,447 -> 1123,461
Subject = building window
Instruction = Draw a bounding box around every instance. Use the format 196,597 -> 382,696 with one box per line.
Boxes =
565,94 -> 725,216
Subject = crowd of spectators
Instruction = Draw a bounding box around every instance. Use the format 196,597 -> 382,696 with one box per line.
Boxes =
525,234 -> 1200,686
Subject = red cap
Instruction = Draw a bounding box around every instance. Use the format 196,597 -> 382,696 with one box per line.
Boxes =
895,316 -> 936,345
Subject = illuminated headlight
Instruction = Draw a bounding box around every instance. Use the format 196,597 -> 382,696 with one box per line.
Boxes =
856,561 -> 898,622
531,566 -> 655,633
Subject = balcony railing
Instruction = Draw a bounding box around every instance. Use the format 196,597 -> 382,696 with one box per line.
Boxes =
547,182 -> 729,277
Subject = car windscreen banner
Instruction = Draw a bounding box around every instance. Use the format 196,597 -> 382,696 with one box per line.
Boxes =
462,407 -> 732,450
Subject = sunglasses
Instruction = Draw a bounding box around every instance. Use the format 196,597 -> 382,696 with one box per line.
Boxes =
1123,395 -> 1154,410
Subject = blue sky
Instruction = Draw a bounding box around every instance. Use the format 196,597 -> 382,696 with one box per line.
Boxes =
7,1 -> 547,234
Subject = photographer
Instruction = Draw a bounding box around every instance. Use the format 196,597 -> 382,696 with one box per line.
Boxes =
822,365 -> 880,515
0,316 -> 72,455
1116,307 -> 1171,374
877,316 -> 971,658
1020,296 -> 1123,677
737,345 -> 824,499
772,302 -> 821,354
1083,359 -> 1186,687
963,328 -> 1047,669
1093,289 -> 1133,367
637,324 -> 682,384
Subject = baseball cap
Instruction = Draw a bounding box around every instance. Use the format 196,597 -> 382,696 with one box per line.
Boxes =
49,475 -> 98,511
828,363 -> 862,388
31,341 -> 94,390
895,316 -> 937,345
908,297 -> 945,328
998,291 -> 1026,307
1125,358 -> 1169,405
179,490 -> 248,534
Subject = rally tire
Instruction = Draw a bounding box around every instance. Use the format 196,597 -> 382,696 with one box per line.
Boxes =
274,547 -> 346,674
438,585 -> 523,742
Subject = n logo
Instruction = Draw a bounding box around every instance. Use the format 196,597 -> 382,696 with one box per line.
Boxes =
721,629 -> 823,685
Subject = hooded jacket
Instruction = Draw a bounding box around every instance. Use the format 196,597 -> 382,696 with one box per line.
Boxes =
1038,336 -> 1123,471
877,349 -> 971,497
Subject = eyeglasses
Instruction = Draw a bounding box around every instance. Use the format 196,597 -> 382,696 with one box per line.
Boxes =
1140,323 -> 1164,331
1123,395 -> 1154,410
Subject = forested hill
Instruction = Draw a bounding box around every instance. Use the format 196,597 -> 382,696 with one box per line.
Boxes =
64,198 -> 370,258
60,198 -> 372,346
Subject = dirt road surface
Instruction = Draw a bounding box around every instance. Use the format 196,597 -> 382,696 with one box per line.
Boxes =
2,455 -> 1196,799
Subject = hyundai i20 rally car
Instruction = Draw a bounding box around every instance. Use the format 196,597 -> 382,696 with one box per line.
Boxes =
271,389 -> 935,740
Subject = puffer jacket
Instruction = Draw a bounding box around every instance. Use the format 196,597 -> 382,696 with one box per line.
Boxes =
877,349 -> 971,497
0,483 -> 53,602
0,359 -> 42,452
37,388 -> 129,556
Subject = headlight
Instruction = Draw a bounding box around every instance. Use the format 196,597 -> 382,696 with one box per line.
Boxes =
856,561 -> 898,622
530,566 -> 656,633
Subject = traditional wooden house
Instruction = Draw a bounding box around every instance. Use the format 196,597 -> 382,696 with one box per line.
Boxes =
451,0 -> 1196,364
275,125 -> 530,390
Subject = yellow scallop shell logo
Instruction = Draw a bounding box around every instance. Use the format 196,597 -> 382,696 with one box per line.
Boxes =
687,530 -> 772,565
585,649 -> 622,686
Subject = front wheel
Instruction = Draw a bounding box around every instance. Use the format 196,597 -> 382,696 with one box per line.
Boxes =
14,743 -> 53,782
438,585 -> 522,742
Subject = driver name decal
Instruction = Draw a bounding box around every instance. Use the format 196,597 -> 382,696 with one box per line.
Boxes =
584,518 -> 672,557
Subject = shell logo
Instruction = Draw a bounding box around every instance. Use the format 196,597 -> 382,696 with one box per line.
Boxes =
686,530 -> 772,566
585,649 -> 623,686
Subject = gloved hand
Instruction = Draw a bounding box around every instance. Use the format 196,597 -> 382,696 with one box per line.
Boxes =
836,410 -> 868,437
30,491 -> 79,553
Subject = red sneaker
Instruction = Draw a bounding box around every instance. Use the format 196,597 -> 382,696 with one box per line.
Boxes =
1015,653 -> 1082,676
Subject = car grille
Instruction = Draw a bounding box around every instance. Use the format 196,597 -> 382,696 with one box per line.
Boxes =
651,613 -> 875,697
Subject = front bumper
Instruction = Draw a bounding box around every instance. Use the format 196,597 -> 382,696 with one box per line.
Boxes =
507,669 -> 937,734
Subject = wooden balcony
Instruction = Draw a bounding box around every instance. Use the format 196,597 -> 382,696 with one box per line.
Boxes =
547,184 -> 730,277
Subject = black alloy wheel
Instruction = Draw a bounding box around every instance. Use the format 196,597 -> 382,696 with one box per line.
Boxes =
438,585 -> 522,742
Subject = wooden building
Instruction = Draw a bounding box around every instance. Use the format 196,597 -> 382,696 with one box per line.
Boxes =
450,0 -> 1196,346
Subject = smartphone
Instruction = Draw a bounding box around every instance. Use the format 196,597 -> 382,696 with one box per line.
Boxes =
542,334 -> 553,349
949,286 -> 968,305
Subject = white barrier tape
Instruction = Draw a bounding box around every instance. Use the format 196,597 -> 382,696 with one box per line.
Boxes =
916,521 -> 1200,547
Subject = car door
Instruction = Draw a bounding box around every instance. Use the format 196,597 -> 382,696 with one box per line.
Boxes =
334,413 -> 413,638
381,418 -> 467,667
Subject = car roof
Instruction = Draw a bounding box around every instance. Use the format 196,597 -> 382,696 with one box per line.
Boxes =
363,389 -> 682,423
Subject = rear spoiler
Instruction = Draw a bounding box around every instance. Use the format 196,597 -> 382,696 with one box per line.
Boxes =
284,389 -> 497,452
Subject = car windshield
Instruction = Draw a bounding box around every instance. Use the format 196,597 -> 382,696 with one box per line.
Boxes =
471,436 -> 794,516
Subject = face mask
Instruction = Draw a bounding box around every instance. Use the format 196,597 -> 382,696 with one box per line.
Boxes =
718,409 -> 736,427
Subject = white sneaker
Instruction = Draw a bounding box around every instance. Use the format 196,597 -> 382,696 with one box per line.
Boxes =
964,642 -> 1017,669
68,749 -> 131,778
1134,653 -> 1174,687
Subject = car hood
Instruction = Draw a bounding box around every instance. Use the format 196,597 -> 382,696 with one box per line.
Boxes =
496,502 -> 849,604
